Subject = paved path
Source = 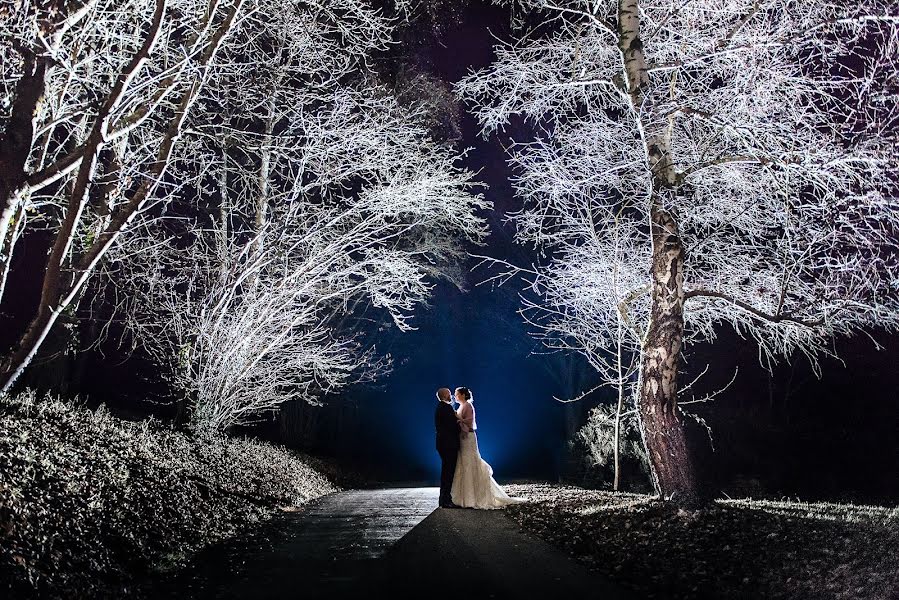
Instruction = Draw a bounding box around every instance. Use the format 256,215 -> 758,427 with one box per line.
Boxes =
147,487 -> 629,599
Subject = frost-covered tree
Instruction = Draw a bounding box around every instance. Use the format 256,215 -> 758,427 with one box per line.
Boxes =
104,1 -> 488,431
0,0 -> 246,393
459,0 -> 899,504
116,97 -> 487,431
0,0 -> 488,418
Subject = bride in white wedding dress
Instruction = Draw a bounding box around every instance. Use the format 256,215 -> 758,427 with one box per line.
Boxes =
450,387 -> 525,509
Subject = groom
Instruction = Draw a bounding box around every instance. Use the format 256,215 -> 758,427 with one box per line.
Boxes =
434,388 -> 461,508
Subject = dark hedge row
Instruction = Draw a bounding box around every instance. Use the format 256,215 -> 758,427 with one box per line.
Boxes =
0,391 -> 339,598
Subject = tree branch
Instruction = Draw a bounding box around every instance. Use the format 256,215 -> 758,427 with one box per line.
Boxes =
684,289 -> 824,327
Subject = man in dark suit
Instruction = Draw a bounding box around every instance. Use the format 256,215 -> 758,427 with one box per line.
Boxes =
434,387 -> 461,508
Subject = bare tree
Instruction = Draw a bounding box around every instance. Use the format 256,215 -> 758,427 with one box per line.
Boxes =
103,0 -> 489,431
0,0 -> 247,393
481,213 -> 644,490
459,0 -> 899,505
117,228 -> 378,432
117,124 -> 487,431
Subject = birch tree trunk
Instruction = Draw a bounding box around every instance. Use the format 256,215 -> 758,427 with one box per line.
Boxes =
252,98 -> 276,256
618,0 -> 701,505
638,203 -> 700,504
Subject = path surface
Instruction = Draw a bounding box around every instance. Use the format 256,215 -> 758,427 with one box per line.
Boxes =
147,487 -> 630,599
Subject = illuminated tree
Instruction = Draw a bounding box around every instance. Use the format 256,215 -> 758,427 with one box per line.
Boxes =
0,0 -> 246,393
459,0 -> 899,504
0,0 -> 488,421
104,2 -> 489,431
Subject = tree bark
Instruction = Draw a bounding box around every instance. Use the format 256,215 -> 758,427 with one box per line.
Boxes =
0,202 -> 24,303
613,391 -> 623,491
613,311 -> 624,491
637,204 -> 702,505
0,52 -> 48,303
255,99 -> 275,235
250,97 -> 276,278
617,0 -> 702,505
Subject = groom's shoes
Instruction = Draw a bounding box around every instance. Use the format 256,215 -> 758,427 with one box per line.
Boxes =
440,501 -> 462,509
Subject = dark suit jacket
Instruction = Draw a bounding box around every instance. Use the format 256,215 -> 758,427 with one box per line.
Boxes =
435,401 -> 460,452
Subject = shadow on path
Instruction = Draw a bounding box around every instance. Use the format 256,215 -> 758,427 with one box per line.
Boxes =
355,502 -> 631,599
145,487 -> 630,599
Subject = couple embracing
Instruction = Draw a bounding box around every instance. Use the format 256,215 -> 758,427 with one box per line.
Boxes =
434,387 -> 524,509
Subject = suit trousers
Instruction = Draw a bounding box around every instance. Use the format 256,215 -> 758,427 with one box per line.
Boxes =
437,443 -> 459,505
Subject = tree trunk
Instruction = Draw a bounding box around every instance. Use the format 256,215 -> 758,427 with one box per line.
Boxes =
0,203 -> 24,302
0,52 -> 48,304
613,392 -> 623,492
616,0 -> 703,506
637,204 -> 701,505
613,316 -> 624,492
252,99 -> 275,250
217,146 -> 230,250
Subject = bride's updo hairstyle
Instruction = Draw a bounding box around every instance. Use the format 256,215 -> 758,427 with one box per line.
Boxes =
455,387 -> 473,403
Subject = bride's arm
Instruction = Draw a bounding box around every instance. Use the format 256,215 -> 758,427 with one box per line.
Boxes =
453,408 -> 468,438
457,405 -> 474,432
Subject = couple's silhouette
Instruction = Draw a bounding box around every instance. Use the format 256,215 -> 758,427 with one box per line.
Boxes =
434,387 -> 523,509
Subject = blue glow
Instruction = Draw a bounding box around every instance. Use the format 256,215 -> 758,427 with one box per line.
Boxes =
339,9 -> 599,483
345,280 -> 584,484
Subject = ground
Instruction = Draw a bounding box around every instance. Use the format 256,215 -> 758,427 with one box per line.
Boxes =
504,483 -> 899,600
147,484 -> 897,600
145,486 -> 631,599
3,394 -> 895,599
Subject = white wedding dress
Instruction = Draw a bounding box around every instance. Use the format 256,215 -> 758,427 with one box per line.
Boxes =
450,402 -> 524,509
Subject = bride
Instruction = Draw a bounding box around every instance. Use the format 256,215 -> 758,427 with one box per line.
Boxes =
450,387 -> 524,509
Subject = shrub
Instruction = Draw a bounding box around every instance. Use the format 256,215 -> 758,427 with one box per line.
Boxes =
0,391 -> 338,598
575,403 -> 653,492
